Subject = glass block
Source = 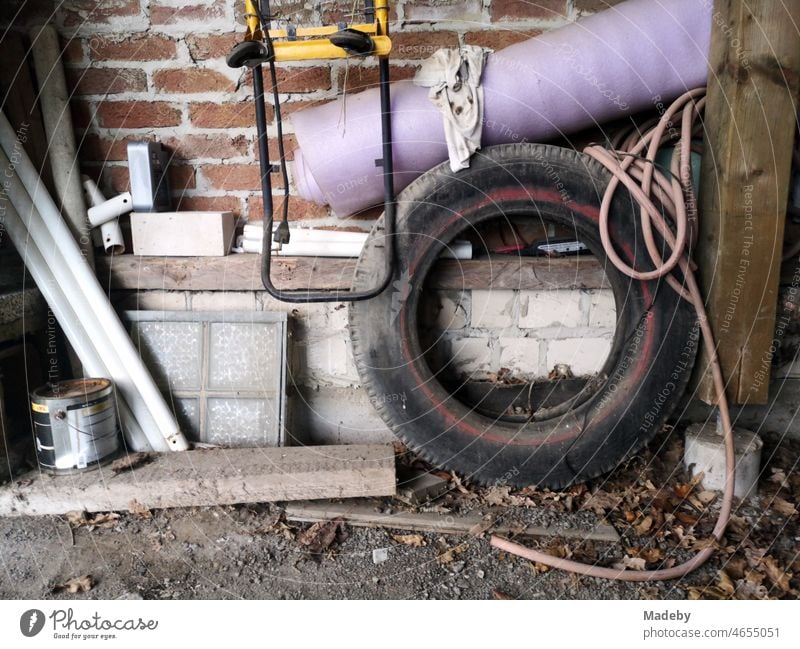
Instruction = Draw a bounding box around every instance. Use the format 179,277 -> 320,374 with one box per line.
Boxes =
207,322 -> 279,392
204,397 -> 279,447
131,321 -> 203,390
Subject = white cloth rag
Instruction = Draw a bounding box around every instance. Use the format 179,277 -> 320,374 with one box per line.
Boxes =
413,45 -> 489,172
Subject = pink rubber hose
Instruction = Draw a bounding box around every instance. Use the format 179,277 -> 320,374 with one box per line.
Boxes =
491,89 -> 737,582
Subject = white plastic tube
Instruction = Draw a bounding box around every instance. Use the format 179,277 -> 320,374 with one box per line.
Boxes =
83,179 -> 126,254
29,24 -> 93,266
99,220 -> 125,255
0,116 -> 187,451
0,183 -> 151,450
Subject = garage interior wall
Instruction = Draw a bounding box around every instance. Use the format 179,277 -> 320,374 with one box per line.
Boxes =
1,0 -> 798,443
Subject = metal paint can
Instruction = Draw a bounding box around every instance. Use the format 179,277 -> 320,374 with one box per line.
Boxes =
30,378 -> 120,474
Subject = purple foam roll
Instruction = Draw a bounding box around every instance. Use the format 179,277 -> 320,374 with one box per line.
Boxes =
291,0 -> 712,217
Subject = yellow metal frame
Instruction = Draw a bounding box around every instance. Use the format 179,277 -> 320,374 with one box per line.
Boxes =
243,0 -> 392,61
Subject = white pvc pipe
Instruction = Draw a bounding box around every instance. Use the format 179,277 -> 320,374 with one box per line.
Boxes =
0,116 -> 187,451
0,185 -> 151,450
29,24 -> 94,267
83,179 -> 126,254
99,220 -> 125,255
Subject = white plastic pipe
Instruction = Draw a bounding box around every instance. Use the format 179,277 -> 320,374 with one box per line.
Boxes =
0,115 -> 187,451
0,184 -> 151,450
83,179 -> 126,254
29,24 -> 93,266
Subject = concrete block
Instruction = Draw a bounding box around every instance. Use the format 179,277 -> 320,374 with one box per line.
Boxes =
450,337 -> 492,376
131,211 -> 235,256
546,336 -> 611,376
291,386 -> 395,446
588,289 -> 616,328
498,336 -> 541,377
471,289 -> 515,328
436,291 -> 470,330
189,291 -> 258,312
684,422 -> 763,499
117,290 -> 188,311
520,289 -> 582,328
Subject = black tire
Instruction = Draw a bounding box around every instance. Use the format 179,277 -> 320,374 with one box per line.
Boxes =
350,144 -> 698,489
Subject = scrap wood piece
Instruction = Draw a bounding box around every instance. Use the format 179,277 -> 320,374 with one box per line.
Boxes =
0,445 -> 396,517
284,499 -> 619,543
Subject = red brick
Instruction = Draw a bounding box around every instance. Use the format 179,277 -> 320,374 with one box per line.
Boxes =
185,33 -> 238,61
79,133 -> 154,162
491,0 -> 567,22
154,68 -> 235,94
337,64 -> 417,92
203,164 -> 284,191
168,165 -> 196,191
67,67 -> 147,95
247,194 -> 329,221
240,67 -> 332,94
162,134 -> 249,160
189,101 -> 271,128
62,0 -> 141,27
60,37 -> 85,64
150,0 -> 225,25
464,28 -> 541,49
574,0 -> 624,14
69,99 -> 95,129
88,34 -> 177,61
96,101 -> 181,128
109,165 -> 130,192
278,99 -> 327,117
268,134 -> 297,162
404,0 -> 483,24
390,31 -> 458,60
236,1 -> 313,27
173,194 -> 242,214
320,1 -> 397,24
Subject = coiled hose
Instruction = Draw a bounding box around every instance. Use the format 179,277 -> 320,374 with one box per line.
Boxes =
490,88 -> 738,582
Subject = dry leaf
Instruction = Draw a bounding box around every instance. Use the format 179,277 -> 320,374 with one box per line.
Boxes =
581,490 -> 623,515
761,556 -> 792,593
687,571 -> 735,600
768,496 -> 797,518
391,533 -> 426,547
492,590 -> 515,600
53,575 -> 94,594
296,519 -> 344,555
65,511 -> 120,529
635,515 -> 654,535
468,514 -> 497,537
128,500 -> 152,519
65,511 -> 88,527
111,452 -> 152,474
613,555 -> 647,571
696,491 -> 718,505
674,483 -> 693,499
437,542 -> 467,565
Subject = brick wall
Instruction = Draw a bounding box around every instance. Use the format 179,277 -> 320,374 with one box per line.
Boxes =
3,0 -> 621,227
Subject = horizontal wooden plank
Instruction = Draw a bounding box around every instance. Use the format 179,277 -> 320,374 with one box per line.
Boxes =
96,254 -> 609,291
0,445 -> 396,517
285,499 -> 620,543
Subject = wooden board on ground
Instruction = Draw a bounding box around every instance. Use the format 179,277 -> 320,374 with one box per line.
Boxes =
0,445 -> 396,517
285,499 -> 620,543
96,254 -> 607,292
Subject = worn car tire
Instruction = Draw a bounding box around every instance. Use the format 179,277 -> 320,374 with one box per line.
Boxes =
350,144 -> 698,488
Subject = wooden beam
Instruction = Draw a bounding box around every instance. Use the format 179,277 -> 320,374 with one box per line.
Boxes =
0,445 -> 396,516
285,499 -> 620,543
696,0 -> 800,404
96,254 -> 608,292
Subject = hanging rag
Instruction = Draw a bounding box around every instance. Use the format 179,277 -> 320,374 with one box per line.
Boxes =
413,45 -> 489,172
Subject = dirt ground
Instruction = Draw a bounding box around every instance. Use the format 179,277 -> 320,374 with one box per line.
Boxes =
1,427 -> 798,601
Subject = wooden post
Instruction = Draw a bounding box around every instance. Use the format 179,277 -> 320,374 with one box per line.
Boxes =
695,0 -> 800,405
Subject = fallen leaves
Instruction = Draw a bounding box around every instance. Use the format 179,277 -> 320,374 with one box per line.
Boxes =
53,575 -> 94,594
65,511 -> 120,530
688,570 -> 735,600
128,500 -> 152,519
391,533 -> 426,547
110,452 -> 152,474
296,519 -> 347,557
613,555 -> 647,571
765,496 -> 797,518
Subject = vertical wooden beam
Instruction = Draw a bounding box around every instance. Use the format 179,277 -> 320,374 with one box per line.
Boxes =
696,0 -> 800,405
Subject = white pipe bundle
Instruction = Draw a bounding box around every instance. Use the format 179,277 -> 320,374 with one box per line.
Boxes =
0,113 -> 188,453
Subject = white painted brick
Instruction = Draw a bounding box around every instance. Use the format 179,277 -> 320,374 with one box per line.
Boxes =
297,336 -> 359,386
471,289 -> 515,328
451,337 -> 492,376
519,289 -> 583,328
189,291 -> 258,312
546,337 -> 612,376
498,337 -> 541,376
120,290 -> 188,311
588,289 -> 617,328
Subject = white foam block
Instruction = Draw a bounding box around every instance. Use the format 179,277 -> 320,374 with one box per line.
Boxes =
131,211 -> 235,257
